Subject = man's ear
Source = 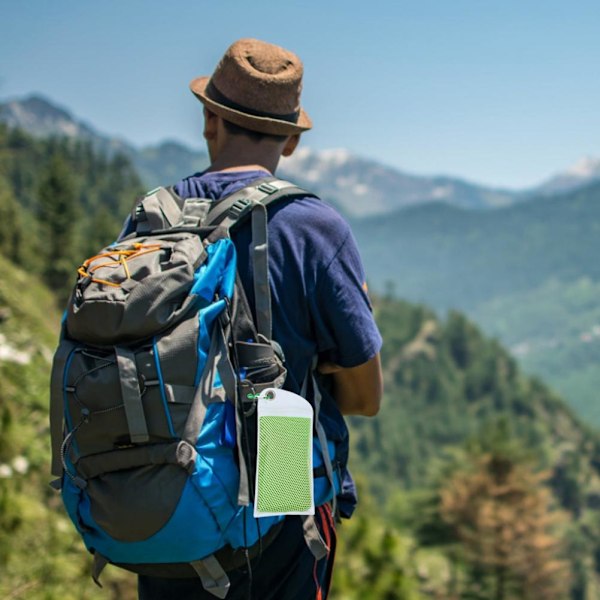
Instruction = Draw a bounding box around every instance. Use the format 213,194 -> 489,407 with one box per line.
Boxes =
282,134 -> 300,157
203,107 -> 218,141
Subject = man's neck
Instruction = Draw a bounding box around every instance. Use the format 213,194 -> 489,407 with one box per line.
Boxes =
206,137 -> 283,175
206,163 -> 272,175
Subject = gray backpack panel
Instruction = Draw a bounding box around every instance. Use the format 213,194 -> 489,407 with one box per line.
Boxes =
67,232 -> 206,344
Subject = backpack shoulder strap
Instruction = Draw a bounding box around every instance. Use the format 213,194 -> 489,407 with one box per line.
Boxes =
205,177 -> 317,230
131,178 -> 314,236
207,177 -> 317,340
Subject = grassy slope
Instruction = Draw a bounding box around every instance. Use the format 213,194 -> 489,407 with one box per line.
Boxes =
0,255 -> 136,599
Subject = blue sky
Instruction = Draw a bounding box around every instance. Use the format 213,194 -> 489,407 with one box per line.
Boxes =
2,0 -> 599,188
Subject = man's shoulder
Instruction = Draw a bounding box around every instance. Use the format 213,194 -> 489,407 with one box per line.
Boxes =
269,193 -> 351,241
174,170 -> 352,242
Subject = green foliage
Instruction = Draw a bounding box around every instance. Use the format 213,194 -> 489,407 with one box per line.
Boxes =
0,255 -> 136,598
348,294 -> 600,596
37,153 -> 79,302
0,177 -> 26,264
332,481 -> 423,600
0,123 -> 143,305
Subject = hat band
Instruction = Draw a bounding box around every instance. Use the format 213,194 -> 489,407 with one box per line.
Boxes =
206,81 -> 300,124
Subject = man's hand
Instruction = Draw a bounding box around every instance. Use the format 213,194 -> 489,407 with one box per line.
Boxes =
318,354 -> 383,417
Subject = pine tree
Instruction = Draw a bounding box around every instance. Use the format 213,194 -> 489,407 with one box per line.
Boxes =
0,179 -> 24,264
439,450 -> 570,599
37,153 -> 78,303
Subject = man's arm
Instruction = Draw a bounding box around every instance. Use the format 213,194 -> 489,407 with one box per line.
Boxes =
319,354 -> 383,417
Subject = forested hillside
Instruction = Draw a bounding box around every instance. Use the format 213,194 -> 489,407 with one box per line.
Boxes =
0,125 -> 143,598
353,182 -> 600,310
353,183 -> 600,425
0,255 -> 137,599
342,296 -> 600,598
2,125 -> 600,598
0,123 -> 142,303
359,297 -> 600,492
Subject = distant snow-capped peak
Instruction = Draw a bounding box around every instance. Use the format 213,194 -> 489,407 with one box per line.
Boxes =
565,156 -> 600,178
315,148 -> 353,165
0,94 -> 97,140
279,147 -> 357,185
281,147 -> 353,169
536,155 -> 600,195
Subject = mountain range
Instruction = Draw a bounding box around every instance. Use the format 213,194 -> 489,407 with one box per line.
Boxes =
3,94 -> 600,217
3,92 -> 600,427
352,180 -> 600,422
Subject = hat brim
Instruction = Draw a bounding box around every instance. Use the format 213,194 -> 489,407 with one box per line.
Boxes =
189,76 -> 312,136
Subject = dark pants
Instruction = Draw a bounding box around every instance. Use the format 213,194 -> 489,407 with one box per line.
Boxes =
138,505 -> 336,600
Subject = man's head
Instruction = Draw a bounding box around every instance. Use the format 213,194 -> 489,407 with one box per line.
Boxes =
201,105 -> 300,166
190,38 -> 312,137
189,39 -> 309,169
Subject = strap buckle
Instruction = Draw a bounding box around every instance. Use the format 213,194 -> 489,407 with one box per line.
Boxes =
227,198 -> 252,220
257,182 -> 278,194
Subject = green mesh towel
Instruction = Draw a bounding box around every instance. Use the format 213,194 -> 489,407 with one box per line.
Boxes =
254,389 -> 314,517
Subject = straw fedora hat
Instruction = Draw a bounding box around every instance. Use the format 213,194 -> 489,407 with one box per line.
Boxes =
189,38 -> 312,136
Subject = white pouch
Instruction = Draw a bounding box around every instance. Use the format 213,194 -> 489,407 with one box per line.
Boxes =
253,388 -> 314,518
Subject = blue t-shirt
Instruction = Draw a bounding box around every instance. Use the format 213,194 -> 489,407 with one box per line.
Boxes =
175,169 -> 382,384
175,169 -> 382,515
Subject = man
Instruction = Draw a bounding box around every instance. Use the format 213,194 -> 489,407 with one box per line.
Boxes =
138,38 -> 383,600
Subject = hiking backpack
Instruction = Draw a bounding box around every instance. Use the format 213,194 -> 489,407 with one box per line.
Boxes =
49,178 -> 342,598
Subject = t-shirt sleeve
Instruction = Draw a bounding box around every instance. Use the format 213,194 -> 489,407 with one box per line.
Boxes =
309,226 -> 383,368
